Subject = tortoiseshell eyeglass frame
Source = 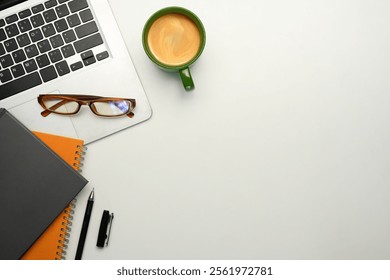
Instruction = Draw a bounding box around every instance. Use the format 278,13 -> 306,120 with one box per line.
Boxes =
37,94 -> 136,118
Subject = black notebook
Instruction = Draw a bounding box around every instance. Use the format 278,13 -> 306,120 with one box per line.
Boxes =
0,108 -> 88,260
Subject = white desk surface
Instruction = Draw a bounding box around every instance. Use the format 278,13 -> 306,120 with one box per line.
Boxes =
66,0 -> 390,259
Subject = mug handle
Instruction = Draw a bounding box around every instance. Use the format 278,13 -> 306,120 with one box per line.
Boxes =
179,67 -> 195,91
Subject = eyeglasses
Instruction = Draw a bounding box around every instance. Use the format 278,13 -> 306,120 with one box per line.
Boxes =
38,94 -> 136,118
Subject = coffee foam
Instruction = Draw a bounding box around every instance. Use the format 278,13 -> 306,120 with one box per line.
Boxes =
147,13 -> 201,66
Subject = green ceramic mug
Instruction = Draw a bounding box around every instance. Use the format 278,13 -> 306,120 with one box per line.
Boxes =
142,7 -> 206,91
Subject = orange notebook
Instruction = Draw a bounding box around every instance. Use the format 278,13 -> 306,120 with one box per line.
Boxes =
21,132 -> 86,260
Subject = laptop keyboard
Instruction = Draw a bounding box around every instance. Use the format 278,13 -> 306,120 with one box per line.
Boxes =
0,0 -> 109,100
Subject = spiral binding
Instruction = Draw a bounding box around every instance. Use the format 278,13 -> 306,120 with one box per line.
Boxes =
55,143 -> 87,259
73,145 -> 87,172
55,199 -> 76,260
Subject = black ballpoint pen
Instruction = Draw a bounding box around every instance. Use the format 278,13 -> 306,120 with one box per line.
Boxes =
75,189 -> 94,260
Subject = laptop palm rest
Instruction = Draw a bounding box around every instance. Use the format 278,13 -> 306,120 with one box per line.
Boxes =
8,98 -> 79,138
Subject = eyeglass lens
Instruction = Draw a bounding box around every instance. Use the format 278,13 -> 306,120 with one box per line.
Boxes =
42,98 -> 79,114
92,100 -> 132,116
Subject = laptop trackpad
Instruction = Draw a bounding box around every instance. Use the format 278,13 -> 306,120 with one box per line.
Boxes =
8,98 -> 78,139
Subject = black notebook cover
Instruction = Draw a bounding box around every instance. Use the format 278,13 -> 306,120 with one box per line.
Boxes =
0,108 -> 88,260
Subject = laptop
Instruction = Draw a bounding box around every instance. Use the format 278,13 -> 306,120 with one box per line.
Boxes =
0,0 -> 152,144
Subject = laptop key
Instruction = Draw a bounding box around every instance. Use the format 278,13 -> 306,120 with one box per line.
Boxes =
50,34 -> 64,48
43,9 -> 57,23
37,39 -> 52,53
42,23 -> 56,37
5,14 -> 18,24
19,9 -> 32,19
32,4 -> 45,14
4,38 -> 18,52
0,29 -> 6,41
83,56 -> 95,66
18,19 -> 33,33
0,54 -> 14,68
0,72 -> 42,100
36,54 -> 50,68
54,19 -> 68,32
25,44 -> 39,58
69,0 -> 89,13
40,65 -> 58,82
24,59 -> 38,73
5,24 -> 20,38
12,49 -> 27,63
45,0 -> 58,9
31,14 -> 45,28
30,29 -> 44,42
58,0 -> 70,2
81,50 -> 93,60
55,60 -> 70,76
61,44 -> 75,58
48,49 -> 63,63
0,44 -> 5,56
75,21 -> 98,39
80,9 -> 93,23
56,4 -> 70,18
96,51 -> 109,61
0,69 -> 13,83
67,14 -> 81,28
62,29 -> 76,43
0,19 -> 5,28
11,64 -> 25,78
81,50 -> 95,65
70,61 -> 83,71
17,34 -> 31,48
74,33 -> 103,53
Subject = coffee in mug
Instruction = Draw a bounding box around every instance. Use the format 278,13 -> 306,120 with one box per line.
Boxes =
147,13 -> 201,66
143,7 -> 206,91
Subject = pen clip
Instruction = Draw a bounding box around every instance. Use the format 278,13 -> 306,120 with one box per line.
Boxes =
96,210 -> 114,248
105,213 -> 114,246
